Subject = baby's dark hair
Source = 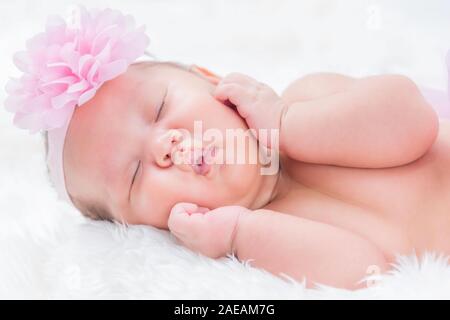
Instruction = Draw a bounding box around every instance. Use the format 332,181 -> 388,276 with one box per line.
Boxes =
42,60 -> 207,222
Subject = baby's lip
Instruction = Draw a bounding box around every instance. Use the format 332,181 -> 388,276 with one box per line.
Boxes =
190,145 -> 216,176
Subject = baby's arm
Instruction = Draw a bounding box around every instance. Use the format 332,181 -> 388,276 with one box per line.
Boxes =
280,74 -> 439,168
215,73 -> 439,168
168,203 -> 387,290
281,72 -> 356,102
234,209 -> 388,290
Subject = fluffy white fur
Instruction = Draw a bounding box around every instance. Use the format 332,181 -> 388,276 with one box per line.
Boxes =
1,0 -> 450,299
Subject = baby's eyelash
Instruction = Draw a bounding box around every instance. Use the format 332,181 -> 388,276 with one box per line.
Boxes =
130,160 -> 141,191
155,89 -> 168,121
155,100 -> 165,121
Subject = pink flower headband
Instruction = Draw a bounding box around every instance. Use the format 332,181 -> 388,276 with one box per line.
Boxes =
4,6 -> 150,204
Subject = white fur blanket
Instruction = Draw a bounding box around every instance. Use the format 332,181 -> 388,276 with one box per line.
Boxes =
1,0 -> 450,299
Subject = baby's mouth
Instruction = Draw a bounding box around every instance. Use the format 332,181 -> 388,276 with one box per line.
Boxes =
190,146 -> 216,176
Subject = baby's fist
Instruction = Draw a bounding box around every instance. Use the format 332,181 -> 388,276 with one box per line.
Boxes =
214,73 -> 287,148
168,202 -> 250,259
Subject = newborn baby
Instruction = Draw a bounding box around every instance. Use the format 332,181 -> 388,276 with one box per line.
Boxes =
7,6 -> 449,291
59,61 -> 449,290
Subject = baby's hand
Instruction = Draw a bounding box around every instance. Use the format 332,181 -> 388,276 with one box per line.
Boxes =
214,73 -> 288,148
168,202 -> 250,259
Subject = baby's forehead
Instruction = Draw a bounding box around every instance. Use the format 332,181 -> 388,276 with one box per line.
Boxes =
104,62 -> 187,103
129,61 -> 185,79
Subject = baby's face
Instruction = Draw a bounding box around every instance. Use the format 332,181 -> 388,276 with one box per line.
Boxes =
63,63 -> 268,228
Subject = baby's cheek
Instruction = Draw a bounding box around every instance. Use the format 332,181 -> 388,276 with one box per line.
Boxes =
128,183 -> 168,228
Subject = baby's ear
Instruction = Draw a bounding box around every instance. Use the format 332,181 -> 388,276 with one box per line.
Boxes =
190,64 -> 221,85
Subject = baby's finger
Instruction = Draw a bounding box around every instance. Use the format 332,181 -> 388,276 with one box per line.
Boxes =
196,206 -> 211,214
170,202 -> 198,216
168,203 -> 209,236
214,83 -> 254,114
168,203 -> 196,234
214,83 -> 239,102
221,72 -> 258,87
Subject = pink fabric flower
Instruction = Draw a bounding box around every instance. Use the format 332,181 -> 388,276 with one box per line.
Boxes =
4,6 -> 149,133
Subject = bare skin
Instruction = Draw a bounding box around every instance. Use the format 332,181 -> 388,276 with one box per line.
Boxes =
230,73 -> 448,289
64,62 -> 446,290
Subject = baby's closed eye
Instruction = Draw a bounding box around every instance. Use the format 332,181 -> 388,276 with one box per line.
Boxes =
155,88 -> 168,121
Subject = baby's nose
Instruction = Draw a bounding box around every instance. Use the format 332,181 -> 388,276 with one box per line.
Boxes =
154,129 -> 183,168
